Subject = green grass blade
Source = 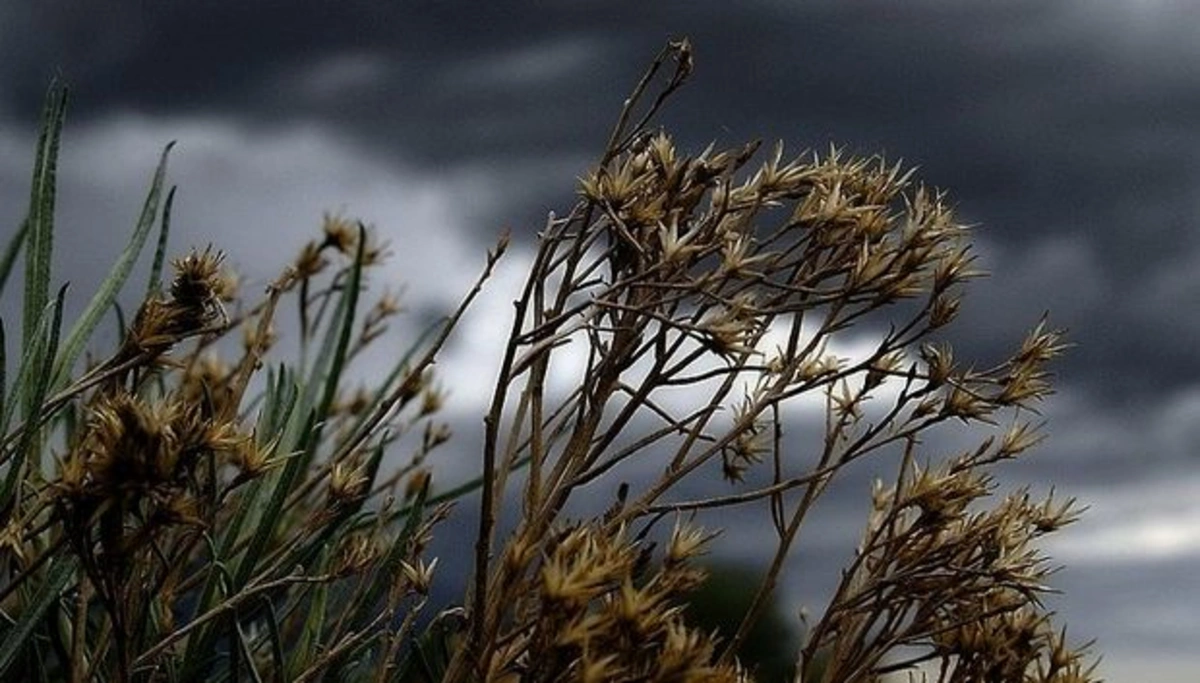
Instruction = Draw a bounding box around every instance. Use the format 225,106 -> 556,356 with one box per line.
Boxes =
52,141 -> 175,389
2,308 -> 50,436
317,488 -> 430,679
258,596 -> 286,678
261,365 -> 298,438
184,411 -> 316,679
1,285 -> 66,511
232,411 -> 317,589
2,292 -> 65,437
0,555 -> 74,678
284,291 -> 346,467
181,550 -> 238,679
233,616 -> 266,683
145,184 -> 177,298
288,228 -> 366,445
288,546 -> 331,679
354,439 -> 388,514
344,483 -> 428,634
315,224 -> 366,424
181,373 -> 299,675
276,226 -> 365,478
22,82 -> 67,359
111,300 -> 128,348
0,221 -> 28,300
0,321 -> 6,441
342,318 -> 441,443
184,230 -> 363,678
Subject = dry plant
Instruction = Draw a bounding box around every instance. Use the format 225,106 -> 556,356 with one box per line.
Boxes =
0,41 -> 1098,683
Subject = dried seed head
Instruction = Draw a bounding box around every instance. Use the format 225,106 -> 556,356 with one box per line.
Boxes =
294,241 -> 328,278
1019,320 -> 1066,362
654,218 -> 705,268
357,224 -> 390,266
419,382 -> 446,417
345,386 -> 372,416
81,392 -> 179,491
180,353 -> 230,402
932,246 -> 980,291
797,349 -> 839,383
329,461 -> 369,503
335,533 -> 379,576
404,468 -> 431,501
929,291 -> 962,328
321,211 -> 358,254
170,247 -> 226,311
374,289 -> 404,317
160,493 -> 204,527
578,653 -> 619,683
56,450 -> 90,499
422,421 -> 452,450
864,349 -> 904,392
920,342 -> 955,388
721,426 -> 767,483
0,518 -> 28,564
997,421 -> 1046,459
942,384 -> 994,422
229,433 -> 278,480
666,521 -> 715,565
400,557 -> 438,594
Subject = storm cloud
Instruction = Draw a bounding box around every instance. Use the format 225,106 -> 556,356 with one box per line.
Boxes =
2,2 -> 1198,680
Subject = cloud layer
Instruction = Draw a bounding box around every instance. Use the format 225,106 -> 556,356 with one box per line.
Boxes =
2,3 -> 1198,680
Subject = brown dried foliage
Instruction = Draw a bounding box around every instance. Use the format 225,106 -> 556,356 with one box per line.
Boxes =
0,40 -> 1098,683
442,40 -> 1097,683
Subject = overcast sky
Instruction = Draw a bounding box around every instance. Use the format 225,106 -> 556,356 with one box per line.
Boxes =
2,2 -> 1199,680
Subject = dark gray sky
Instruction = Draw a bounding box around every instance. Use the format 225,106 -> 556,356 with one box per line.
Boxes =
2,2 -> 1198,680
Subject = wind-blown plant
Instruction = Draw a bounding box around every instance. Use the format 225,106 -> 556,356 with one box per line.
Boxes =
0,41 -> 1097,683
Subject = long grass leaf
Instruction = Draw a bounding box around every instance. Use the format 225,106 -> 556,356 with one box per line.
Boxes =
185,411 -> 315,678
180,540 -> 238,680
52,141 -> 175,389
233,411 -> 317,589
287,296 -> 344,459
353,439 -> 388,515
0,321 -> 6,442
0,556 -> 74,677
262,365 -> 298,438
234,617 -> 266,683
290,258 -> 358,448
1,285 -> 66,511
0,221 -> 28,300
345,483 -> 428,633
315,224 -> 366,423
342,318 -> 441,443
287,546 -> 330,679
271,227 -> 364,486
258,596 -> 286,678
181,373 -> 299,674
1,309 -> 51,437
22,82 -> 67,362
1,292 -> 68,439
291,224 -> 367,437
145,185 -> 176,298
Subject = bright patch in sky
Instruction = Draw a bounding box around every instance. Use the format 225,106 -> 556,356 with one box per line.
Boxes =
1047,470 -> 1200,563
0,112 -> 506,309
